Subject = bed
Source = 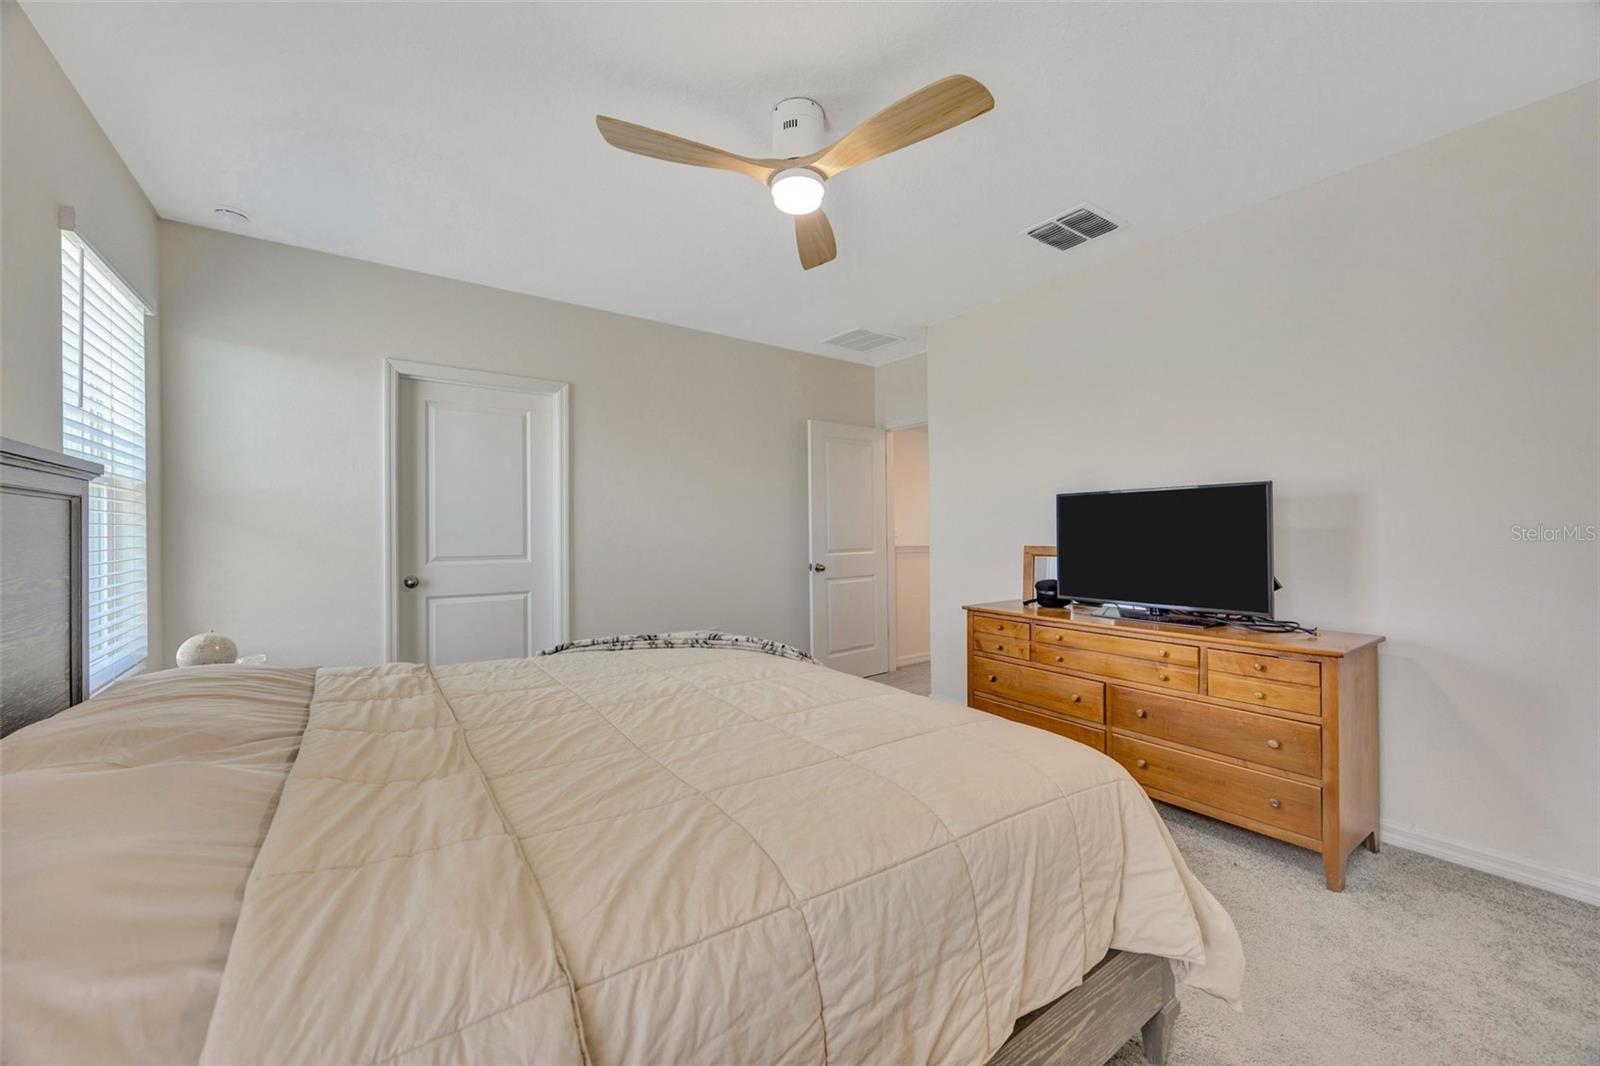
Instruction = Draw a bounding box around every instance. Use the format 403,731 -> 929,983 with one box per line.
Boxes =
0,635 -> 1242,1065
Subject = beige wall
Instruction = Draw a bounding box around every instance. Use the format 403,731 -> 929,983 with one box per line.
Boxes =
889,426 -> 929,547
158,222 -> 874,666
874,353 -> 927,428
889,427 -> 930,666
879,357 -> 931,667
892,552 -> 930,669
1,1 -> 162,664
928,84 -> 1599,895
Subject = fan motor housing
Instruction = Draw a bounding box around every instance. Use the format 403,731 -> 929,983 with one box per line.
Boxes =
772,97 -> 826,159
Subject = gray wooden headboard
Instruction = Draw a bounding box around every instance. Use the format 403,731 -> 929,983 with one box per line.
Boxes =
1,438 -> 102,737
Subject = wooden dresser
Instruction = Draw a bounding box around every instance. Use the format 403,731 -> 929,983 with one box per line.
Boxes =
965,600 -> 1383,890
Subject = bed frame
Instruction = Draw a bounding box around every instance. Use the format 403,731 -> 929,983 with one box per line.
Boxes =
990,950 -> 1178,1066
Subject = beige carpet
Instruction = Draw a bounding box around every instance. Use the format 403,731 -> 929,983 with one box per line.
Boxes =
872,662 -> 932,696
1109,804 -> 1600,1066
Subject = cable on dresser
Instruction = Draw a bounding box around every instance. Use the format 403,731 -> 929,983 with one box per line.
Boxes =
1204,613 -> 1320,636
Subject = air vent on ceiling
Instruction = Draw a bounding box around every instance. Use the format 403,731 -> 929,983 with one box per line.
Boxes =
825,328 -> 903,353
1023,203 -> 1122,251
1057,207 -> 1118,238
1025,221 -> 1087,251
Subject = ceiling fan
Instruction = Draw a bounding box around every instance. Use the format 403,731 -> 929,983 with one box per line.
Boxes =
595,75 -> 995,270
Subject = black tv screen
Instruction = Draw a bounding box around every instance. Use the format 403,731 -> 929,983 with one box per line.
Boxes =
1055,482 -> 1274,617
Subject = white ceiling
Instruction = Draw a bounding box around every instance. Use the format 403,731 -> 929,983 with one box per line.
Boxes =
24,2 -> 1598,365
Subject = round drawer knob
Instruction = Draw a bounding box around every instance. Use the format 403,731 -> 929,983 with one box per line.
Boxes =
1158,673 -> 1169,682
1135,708 -> 1147,719
1267,739 -> 1282,750
1268,798 -> 1282,810
987,675 -> 997,684
1070,694 -> 1081,703
1159,650 -> 1169,659
1055,655 -> 1063,663
1135,758 -> 1148,769
1254,691 -> 1266,700
1254,662 -> 1266,672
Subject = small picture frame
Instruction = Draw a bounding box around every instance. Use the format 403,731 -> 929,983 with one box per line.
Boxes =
1023,545 -> 1057,601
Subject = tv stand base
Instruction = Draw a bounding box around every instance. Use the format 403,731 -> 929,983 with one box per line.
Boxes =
1080,603 -> 1227,628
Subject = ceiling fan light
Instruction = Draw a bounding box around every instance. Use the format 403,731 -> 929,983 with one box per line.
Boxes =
770,168 -> 825,215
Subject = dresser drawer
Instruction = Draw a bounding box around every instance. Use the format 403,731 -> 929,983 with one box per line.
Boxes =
970,658 -> 1104,723
1209,649 -> 1321,688
1111,734 -> 1321,840
971,694 -> 1105,752
972,615 -> 1030,642
973,634 -> 1029,661
1032,645 -> 1199,693
1108,686 -> 1321,777
1207,672 -> 1322,716
1033,625 -> 1199,668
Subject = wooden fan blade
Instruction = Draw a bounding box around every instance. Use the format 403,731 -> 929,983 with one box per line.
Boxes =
809,75 -> 994,178
595,115 -> 777,183
795,210 -> 837,270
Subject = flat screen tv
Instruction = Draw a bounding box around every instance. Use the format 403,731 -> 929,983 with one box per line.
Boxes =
1055,481 -> 1274,618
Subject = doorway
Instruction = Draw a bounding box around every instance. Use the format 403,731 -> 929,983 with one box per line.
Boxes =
883,424 -> 930,694
384,360 -> 569,665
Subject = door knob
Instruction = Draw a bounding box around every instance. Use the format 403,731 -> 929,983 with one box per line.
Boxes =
809,563 -> 827,573
402,575 -> 420,589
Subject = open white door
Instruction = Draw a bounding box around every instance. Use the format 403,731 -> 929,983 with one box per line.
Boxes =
807,420 -> 889,676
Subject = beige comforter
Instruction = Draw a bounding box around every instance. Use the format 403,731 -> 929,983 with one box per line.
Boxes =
3,648 -> 1241,1065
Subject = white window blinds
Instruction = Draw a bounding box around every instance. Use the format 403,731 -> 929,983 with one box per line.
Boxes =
60,229 -> 150,691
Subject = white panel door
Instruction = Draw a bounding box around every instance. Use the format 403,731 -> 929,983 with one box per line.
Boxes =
807,420 -> 888,676
397,378 -> 559,665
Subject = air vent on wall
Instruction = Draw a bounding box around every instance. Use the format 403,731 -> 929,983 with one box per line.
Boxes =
1023,203 -> 1122,251
824,328 -> 903,353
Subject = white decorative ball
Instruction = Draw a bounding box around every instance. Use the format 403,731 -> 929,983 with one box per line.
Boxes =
177,631 -> 239,668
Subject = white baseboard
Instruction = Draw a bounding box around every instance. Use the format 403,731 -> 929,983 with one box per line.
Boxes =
1380,822 -> 1599,906
894,653 -> 930,669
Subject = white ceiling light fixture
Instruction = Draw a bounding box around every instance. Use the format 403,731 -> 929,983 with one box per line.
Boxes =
769,168 -> 825,215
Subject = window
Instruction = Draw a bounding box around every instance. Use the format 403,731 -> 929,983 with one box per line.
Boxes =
60,230 -> 149,690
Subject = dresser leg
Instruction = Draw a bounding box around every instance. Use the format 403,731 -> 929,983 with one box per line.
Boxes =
1364,829 -> 1381,854
1322,849 -> 1346,891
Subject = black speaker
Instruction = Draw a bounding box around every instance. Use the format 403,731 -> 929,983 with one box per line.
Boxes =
1033,578 -> 1066,609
